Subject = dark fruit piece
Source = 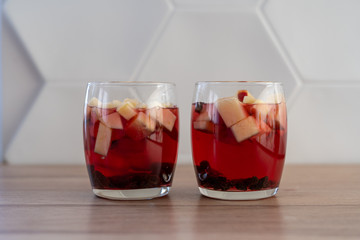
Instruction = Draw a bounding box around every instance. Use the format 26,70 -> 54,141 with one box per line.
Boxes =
197,160 -> 210,173
194,102 -> 205,113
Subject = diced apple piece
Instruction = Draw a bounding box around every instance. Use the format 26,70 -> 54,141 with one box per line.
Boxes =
196,110 -> 211,122
124,98 -> 139,108
160,108 -> 177,132
125,112 -> 156,140
230,116 -> 260,143
216,97 -> 248,127
94,123 -> 112,156
149,108 -> 177,132
276,102 -> 287,129
237,90 -> 256,104
243,95 -> 256,104
112,100 -> 122,108
101,112 -> 123,129
102,102 -> 115,109
88,97 -> 101,107
193,121 -> 214,133
117,102 -> 137,120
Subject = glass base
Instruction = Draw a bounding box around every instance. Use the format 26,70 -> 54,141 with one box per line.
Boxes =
199,187 -> 278,200
93,187 -> 170,200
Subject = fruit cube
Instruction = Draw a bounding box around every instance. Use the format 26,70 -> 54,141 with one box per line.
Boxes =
193,121 -> 214,133
237,90 -> 256,103
196,110 -> 211,122
112,100 -> 122,108
149,108 -> 177,132
94,123 -> 112,156
117,102 -> 137,120
243,95 -> 256,104
276,102 -> 287,129
88,97 -> 101,107
125,112 -> 156,140
216,97 -> 247,127
101,112 -> 123,129
124,98 -> 140,108
230,116 -> 260,143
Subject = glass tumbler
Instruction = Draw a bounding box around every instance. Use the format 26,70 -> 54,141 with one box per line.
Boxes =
83,82 -> 179,200
191,81 -> 287,200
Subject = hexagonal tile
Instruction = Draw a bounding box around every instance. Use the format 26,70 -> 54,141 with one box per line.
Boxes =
287,85 -> 360,163
174,0 -> 258,10
5,84 -> 85,164
138,8 -> 298,163
4,0 -> 172,82
263,0 -> 360,81
2,16 -> 44,156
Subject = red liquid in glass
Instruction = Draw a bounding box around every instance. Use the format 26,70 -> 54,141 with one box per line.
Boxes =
83,106 -> 179,190
191,102 -> 287,191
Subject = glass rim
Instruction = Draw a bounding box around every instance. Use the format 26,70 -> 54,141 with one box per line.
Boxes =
87,81 -> 176,86
195,81 -> 283,85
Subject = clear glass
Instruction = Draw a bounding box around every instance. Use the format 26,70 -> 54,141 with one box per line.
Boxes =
83,82 -> 179,200
191,81 -> 287,200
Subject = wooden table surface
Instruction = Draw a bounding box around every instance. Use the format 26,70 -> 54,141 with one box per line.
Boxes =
0,164 -> 359,240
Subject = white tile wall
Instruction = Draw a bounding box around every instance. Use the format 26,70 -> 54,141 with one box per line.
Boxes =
2,0 -> 360,164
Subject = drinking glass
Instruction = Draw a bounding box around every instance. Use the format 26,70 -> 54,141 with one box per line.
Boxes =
83,82 -> 179,200
191,81 -> 287,200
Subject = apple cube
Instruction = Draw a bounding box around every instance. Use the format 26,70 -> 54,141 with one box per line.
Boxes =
94,123 -> 112,156
243,95 -> 257,104
237,90 -> 256,104
125,112 -> 156,140
149,108 -> 177,132
196,110 -> 211,122
230,116 -> 260,143
124,98 -> 140,108
101,112 -> 123,129
88,97 -> 101,107
276,102 -> 287,129
117,102 -> 137,120
193,121 -> 214,133
216,97 -> 247,127
112,100 -> 122,108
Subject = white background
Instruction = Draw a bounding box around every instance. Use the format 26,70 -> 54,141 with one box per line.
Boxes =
2,0 -> 360,164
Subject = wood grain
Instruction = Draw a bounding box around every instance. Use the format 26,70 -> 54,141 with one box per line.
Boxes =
0,164 -> 359,240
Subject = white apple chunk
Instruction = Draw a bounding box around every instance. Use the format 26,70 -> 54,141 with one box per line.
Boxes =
88,97 -> 102,107
94,123 -> 112,156
138,112 -> 156,132
196,110 -> 211,122
101,112 -> 123,129
193,121 -> 214,133
216,97 -> 247,127
117,102 -> 137,120
149,107 -> 177,132
243,95 -> 256,104
230,116 -> 260,143
125,112 -> 156,140
276,102 -> 287,129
